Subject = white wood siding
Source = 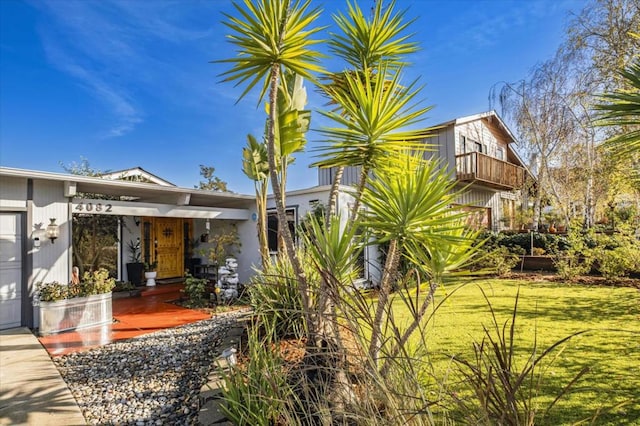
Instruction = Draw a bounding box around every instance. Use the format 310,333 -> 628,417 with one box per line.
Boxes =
318,166 -> 361,187
456,186 -> 501,230
31,180 -> 70,286
454,120 -> 510,159
0,176 -> 27,210
424,127 -> 456,175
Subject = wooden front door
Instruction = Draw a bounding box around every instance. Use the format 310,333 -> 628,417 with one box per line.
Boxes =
148,217 -> 184,279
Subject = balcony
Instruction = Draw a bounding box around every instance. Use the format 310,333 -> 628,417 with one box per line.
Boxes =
455,152 -> 525,190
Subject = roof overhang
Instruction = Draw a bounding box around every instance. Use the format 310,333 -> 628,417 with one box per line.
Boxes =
0,167 -> 255,210
432,110 -> 519,144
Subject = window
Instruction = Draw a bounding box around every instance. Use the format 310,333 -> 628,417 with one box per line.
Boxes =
466,138 -> 482,153
267,208 -> 297,252
496,147 -> 505,161
456,205 -> 492,230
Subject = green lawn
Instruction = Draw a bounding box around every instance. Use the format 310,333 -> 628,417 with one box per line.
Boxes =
389,278 -> 640,425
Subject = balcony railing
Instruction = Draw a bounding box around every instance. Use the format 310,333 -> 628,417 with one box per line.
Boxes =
455,152 -> 525,190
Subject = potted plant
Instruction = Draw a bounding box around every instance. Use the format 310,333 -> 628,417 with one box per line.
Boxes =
36,268 -> 115,335
125,239 -> 144,286
144,261 -> 158,287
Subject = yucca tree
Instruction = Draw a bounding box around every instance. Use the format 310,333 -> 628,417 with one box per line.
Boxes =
219,0 -> 325,327
242,134 -> 270,269
595,60 -> 640,158
316,0 -> 422,221
359,151 -> 476,368
315,62 -> 433,219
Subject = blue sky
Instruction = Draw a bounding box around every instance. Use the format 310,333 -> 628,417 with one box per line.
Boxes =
0,0 -> 584,194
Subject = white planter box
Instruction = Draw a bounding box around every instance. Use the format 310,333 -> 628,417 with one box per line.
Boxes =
39,292 -> 112,335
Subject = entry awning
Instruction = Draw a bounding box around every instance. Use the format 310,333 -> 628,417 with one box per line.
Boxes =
72,198 -> 249,220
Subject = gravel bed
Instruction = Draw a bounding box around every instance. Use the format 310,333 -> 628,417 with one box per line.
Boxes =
54,313 -> 241,425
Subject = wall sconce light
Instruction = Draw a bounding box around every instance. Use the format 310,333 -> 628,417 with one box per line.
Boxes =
205,219 -> 210,231
133,216 -> 141,227
46,218 -> 59,243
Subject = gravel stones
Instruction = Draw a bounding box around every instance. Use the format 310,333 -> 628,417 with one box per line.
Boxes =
54,313 -> 242,425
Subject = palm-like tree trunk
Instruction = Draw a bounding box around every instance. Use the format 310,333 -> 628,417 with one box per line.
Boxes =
255,179 -> 270,269
326,166 -> 344,227
349,164 -> 370,221
368,238 -> 401,367
266,62 -> 312,336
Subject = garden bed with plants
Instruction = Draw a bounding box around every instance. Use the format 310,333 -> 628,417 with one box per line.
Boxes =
37,268 -> 115,335
168,274 -> 250,316
473,227 -> 640,281
227,276 -> 640,425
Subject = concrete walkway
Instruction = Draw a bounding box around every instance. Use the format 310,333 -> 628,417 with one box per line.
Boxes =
0,327 -> 85,426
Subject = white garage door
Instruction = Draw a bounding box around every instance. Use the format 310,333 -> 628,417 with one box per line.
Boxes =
0,213 -> 22,330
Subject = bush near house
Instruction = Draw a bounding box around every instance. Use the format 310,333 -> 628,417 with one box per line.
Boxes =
494,230 -> 570,254
37,268 -> 115,302
475,228 -> 640,280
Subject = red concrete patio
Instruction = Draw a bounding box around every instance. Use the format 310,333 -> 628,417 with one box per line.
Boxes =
38,283 -> 211,357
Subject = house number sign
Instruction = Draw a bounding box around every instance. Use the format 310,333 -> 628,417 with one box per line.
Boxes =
74,200 -> 113,213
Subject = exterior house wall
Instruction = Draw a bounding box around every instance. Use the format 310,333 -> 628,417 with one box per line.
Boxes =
195,218 -> 255,284
235,209 -> 260,283
455,185 -> 502,230
425,126 -> 456,175
318,166 -> 361,187
29,180 -> 71,328
446,118 -> 521,230
267,186 -> 332,224
31,180 -> 70,286
0,176 -> 28,210
454,120 -> 510,158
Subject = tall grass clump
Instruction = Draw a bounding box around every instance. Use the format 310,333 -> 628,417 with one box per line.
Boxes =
248,251 -> 319,339
220,325 -> 299,426
449,288 -> 589,425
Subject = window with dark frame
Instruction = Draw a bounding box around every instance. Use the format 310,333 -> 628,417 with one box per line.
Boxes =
267,208 -> 297,253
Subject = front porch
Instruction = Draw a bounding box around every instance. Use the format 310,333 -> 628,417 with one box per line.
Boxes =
38,283 -> 210,357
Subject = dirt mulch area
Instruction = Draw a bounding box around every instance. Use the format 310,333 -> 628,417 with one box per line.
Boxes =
507,271 -> 640,289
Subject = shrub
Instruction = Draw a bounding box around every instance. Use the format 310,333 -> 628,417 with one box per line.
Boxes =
592,229 -> 640,280
553,225 -> 593,280
249,252 -> 318,339
184,273 -> 208,307
220,326 -> 297,426
531,247 -> 546,256
36,268 -> 115,302
112,281 -> 136,292
80,268 -> 115,295
472,246 -> 521,276
497,232 -> 569,255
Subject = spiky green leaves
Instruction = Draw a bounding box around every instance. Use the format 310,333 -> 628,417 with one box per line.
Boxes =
314,63 -> 432,169
595,61 -> 640,157
359,152 -> 472,249
218,0 -> 326,104
330,0 -> 418,70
